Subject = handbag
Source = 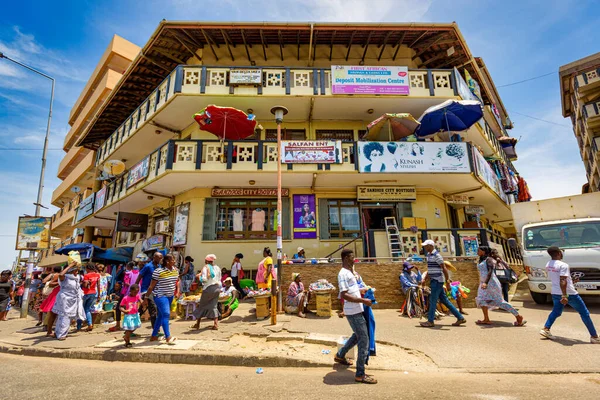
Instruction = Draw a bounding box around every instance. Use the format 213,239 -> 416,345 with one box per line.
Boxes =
508,268 -> 518,284
42,282 -> 54,296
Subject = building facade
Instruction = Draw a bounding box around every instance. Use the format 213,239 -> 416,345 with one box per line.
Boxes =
39,22 -> 525,269
39,35 -> 139,267
560,52 -> 600,192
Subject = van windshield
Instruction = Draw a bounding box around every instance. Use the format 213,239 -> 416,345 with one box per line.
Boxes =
524,221 -> 600,250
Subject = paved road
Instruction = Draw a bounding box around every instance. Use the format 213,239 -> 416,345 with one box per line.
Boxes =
2,353 -> 600,400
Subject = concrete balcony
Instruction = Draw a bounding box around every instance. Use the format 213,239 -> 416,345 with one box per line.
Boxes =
57,146 -> 92,180
583,101 -> 600,131
51,151 -> 96,207
95,65 -> 462,168
38,237 -> 75,268
575,68 -> 600,101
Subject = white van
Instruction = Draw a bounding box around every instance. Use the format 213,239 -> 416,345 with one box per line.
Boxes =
511,193 -> 600,304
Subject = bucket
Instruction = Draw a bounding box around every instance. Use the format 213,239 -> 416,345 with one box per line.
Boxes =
104,301 -> 116,311
337,336 -> 356,360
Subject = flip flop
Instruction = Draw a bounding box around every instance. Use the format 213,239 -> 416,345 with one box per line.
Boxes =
475,320 -> 493,325
189,324 -> 200,330
166,337 -> 178,345
514,320 -> 527,327
355,374 -> 377,384
334,356 -> 353,366
211,325 -> 218,330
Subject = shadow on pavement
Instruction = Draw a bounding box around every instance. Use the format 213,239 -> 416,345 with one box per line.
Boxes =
323,365 -> 356,386
543,336 -> 589,347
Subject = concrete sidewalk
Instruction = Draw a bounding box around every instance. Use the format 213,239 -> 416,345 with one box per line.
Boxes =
1,283 -> 600,373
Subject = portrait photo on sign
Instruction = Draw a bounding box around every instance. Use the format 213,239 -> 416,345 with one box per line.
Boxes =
293,194 -> 316,239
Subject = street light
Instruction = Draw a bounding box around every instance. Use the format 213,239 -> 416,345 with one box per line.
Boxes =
270,105 -> 288,325
1,51 -> 55,318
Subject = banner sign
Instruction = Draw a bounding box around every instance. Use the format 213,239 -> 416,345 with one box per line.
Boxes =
461,236 -> 479,257
75,193 -> 95,223
116,212 -> 149,233
282,140 -> 342,164
331,65 -> 410,95
471,148 -> 509,204
16,217 -> 51,250
94,187 -> 107,213
173,203 -> 190,246
357,142 -> 470,173
357,186 -> 416,202
454,67 -> 482,104
293,195 -> 317,239
211,188 -> 289,197
126,156 -> 150,189
229,68 -> 262,85
445,194 -> 470,205
142,234 -> 165,251
465,205 -> 486,215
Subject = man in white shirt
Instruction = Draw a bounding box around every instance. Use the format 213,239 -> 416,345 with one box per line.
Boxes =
334,249 -> 376,384
230,253 -> 244,298
540,246 -> 599,343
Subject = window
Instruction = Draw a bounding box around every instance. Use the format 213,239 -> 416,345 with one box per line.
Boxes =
265,129 -> 306,141
524,221 -> 600,250
327,200 -> 360,238
316,129 -> 354,142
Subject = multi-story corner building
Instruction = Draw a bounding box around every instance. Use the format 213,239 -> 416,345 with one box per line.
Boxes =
38,35 -> 139,267
39,22 -> 526,269
560,52 -> 600,192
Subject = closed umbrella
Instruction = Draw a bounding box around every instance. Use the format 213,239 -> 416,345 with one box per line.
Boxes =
363,113 -> 420,141
415,99 -> 483,138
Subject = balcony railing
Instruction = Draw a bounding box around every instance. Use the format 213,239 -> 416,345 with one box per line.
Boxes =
95,65 -> 461,165
51,193 -> 84,229
575,68 -> 600,92
38,236 -> 76,263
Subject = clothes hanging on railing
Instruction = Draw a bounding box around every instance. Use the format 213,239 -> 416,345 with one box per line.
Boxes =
517,177 -> 532,202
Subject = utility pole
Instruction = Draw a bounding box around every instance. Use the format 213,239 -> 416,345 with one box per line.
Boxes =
0,52 -> 55,318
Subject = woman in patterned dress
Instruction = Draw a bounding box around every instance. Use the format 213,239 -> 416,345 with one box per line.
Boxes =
92,264 -> 110,313
475,246 -> 526,326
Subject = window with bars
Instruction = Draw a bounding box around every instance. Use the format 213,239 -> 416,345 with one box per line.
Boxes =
327,200 -> 361,238
265,129 -> 306,141
315,129 -> 354,142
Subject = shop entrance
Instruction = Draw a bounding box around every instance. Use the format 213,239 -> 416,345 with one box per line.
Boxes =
361,204 -> 397,231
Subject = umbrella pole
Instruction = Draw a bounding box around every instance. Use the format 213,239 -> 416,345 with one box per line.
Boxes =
444,111 -> 454,142
388,119 -> 393,141
221,118 -> 227,162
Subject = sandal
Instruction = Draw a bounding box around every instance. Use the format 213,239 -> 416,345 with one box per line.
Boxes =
514,317 -> 527,327
355,374 -> 377,384
211,325 -> 218,330
334,356 -> 353,366
108,326 -> 122,332
166,337 -> 178,345
452,319 -> 467,326
419,321 -> 435,328
149,336 -> 160,342
124,342 -> 133,348
475,320 -> 492,325
189,324 -> 200,331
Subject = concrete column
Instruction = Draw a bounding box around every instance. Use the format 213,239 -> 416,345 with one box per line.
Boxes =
83,161 -> 101,244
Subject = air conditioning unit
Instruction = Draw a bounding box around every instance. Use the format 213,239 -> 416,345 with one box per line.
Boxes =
155,220 -> 170,234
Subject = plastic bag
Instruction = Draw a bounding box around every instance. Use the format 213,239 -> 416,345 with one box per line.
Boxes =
68,251 -> 82,266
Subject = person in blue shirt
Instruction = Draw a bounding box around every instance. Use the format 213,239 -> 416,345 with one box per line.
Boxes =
292,247 -> 306,261
136,252 -> 163,329
400,261 -> 422,294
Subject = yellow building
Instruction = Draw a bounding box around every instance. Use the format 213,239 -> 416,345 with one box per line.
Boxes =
560,52 -> 600,192
40,22 -> 524,269
38,35 -> 140,267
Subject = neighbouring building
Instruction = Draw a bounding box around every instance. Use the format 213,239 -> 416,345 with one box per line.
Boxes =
38,35 -> 140,267
560,52 -> 600,193
39,22 -> 527,271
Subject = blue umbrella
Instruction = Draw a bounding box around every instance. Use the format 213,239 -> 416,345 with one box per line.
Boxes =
415,99 -> 483,138
55,243 -> 101,260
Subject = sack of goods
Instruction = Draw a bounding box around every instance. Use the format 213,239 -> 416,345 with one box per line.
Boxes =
309,279 -> 336,293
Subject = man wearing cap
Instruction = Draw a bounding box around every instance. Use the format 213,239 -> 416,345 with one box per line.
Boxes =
420,240 -> 466,328
136,252 -> 163,329
293,247 -> 306,261
400,261 -> 422,294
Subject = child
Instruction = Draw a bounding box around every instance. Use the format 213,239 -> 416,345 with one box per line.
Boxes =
541,246 -> 599,343
120,284 -> 142,348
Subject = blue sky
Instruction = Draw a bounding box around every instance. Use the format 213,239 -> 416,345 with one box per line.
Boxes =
1,0 -> 598,268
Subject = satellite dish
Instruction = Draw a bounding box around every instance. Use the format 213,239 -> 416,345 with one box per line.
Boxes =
103,160 -> 126,176
71,186 -> 81,193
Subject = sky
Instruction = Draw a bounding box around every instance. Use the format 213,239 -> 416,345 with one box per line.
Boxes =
1,0 -> 598,268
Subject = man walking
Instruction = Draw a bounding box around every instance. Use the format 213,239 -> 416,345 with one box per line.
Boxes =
334,249 -> 377,384
540,246 -> 599,343
420,240 -> 466,328
137,252 -> 163,329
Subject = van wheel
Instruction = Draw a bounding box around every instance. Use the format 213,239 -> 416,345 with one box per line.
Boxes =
530,291 -> 548,305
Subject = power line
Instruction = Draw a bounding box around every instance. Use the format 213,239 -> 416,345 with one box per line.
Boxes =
497,71 -> 556,88
509,110 -> 570,127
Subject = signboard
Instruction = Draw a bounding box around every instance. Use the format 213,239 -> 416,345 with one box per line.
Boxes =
16,217 -> 51,250
357,142 -> 470,173
357,186 -> 416,202
211,188 -> 289,197
94,187 -> 107,213
331,65 -> 410,95
173,203 -> 190,246
142,235 -> 165,251
229,68 -> 262,85
126,156 -> 150,189
489,241 -> 506,259
445,194 -> 470,205
282,140 -> 342,164
454,67 -> 481,104
116,212 -> 149,233
461,236 -> 479,257
75,193 -> 95,223
293,195 -> 316,239
465,205 -> 486,215
471,148 -> 509,204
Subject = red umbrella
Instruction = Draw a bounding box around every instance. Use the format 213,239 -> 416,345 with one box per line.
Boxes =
193,105 -> 257,140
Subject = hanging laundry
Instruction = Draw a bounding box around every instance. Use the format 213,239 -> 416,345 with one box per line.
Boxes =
517,177 -> 532,202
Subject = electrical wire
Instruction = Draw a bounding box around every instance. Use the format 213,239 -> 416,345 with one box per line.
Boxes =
497,71 -> 556,88
508,110 -> 570,128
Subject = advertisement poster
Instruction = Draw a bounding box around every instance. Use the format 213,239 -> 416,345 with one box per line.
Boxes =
126,156 -> 150,189
116,212 -> 149,233
358,142 -> 470,173
173,203 -> 190,246
471,148 -> 509,204
293,194 -> 316,239
94,187 -> 107,213
75,193 -> 95,223
282,140 -> 342,164
142,235 -> 165,251
331,65 -> 410,95
229,68 -> 262,85
461,236 -> 479,257
16,217 -> 51,250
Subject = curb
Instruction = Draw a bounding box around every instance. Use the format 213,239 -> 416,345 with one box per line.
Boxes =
0,344 -> 332,369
